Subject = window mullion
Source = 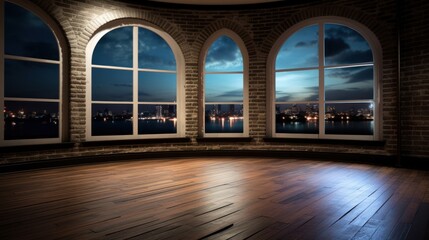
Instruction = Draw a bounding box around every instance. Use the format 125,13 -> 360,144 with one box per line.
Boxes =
318,22 -> 325,139
133,26 -> 138,137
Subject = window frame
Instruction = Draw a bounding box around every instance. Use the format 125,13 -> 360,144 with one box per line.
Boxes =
199,29 -> 249,138
267,17 -> 382,141
0,0 -> 66,146
86,22 -> 185,141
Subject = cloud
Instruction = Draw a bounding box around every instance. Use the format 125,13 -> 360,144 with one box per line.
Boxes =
92,27 -> 133,67
138,91 -> 152,97
324,25 -> 372,64
348,68 -> 373,83
325,88 -> 373,101
327,49 -> 373,65
325,37 -> 350,57
215,90 -> 243,98
295,40 -> 317,48
276,89 -> 318,102
325,26 -> 366,43
139,53 -> 176,69
205,36 -> 243,71
138,29 -> 176,70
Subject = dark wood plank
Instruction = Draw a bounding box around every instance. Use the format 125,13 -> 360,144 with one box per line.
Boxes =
0,157 -> 429,240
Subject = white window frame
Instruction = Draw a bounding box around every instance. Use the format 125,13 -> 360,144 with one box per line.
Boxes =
267,17 -> 382,141
200,29 -> 249,138
0,0 -> 64,146
86,23 -> 185,141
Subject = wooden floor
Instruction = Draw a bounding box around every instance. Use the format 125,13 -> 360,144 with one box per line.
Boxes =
1,157 -> 429,240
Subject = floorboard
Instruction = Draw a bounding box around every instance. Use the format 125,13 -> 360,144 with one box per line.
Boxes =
1,157 -> 429,239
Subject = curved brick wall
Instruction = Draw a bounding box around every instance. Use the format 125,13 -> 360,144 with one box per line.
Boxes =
1,0 -> 428,165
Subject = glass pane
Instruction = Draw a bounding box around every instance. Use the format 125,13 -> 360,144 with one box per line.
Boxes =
275,104 -> 319,134
138,104 -> 177,134
4,101 -> 59,140
325,66 -> 374,101
205,35 -> 243,72
205,74 -> 243,102
205,104 -> 243,133
92,68 -> 133,101
138,72 -> 176,102
276,25 -> 318,70
275,70 -> 319,102
325,103 -> 374,135
5,60 -> 59,99
5,2 -> 59,60
91,104 -> 133,136
325,24 -> 373,65
138,28 -> 176,71
92,27 -> 133,67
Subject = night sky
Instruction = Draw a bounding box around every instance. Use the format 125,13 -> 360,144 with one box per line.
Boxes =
5,2 -> 59,60
205,35 -> 244,103
4,2 -> 60,104
275,24 -> 374,103
91,26 -> 177,102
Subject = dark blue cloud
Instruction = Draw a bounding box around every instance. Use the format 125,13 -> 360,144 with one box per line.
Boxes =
295,40 -> 317,48
92,27 -> 133,67
215,89 -> 243,99
325,37 -> 350,57
326,67 -> 373,84
325,25 -> 367,43
205,35 -> 243,71
138,28 -> 176,70
276,89 -> 318,102
327,49 -> 373,65
5,2 -> 59,60
325,88 -> 373,101
138,91 -> 152,97
348,68 -> 373,83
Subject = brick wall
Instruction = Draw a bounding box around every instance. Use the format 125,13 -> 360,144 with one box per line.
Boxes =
2,0 -> 426,164
400,0 -> 429,158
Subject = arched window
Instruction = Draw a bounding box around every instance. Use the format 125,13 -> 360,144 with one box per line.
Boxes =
270,18 -> 381,140
87,25 -> 184,140
201,30 -> 249,137
1,1 -> 63,146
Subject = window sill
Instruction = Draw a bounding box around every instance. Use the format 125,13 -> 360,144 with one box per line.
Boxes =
0,142 -> 75,153
81,137 -> 191,147
263,137 -> 385,146
196,137 -> 253,143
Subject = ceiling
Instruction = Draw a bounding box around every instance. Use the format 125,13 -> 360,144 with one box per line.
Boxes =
148,0 -> 281,5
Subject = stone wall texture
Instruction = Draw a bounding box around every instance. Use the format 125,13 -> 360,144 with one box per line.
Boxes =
1,0 -> 428,164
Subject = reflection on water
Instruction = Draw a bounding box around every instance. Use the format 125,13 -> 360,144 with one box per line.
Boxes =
206,118 -> 243,133
277,120 -> 319,134
139,119 -> 176,134
277,120 -> 373,135
325,120 -> 373,135
92,119 -> 177,136
92,120 -> 133,136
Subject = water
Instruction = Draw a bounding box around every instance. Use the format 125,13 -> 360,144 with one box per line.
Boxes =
92,120 -> 133,136
5,120 -> 59,139
92,119 -> 176,136
276,121 -> 319,134
205,119 -> 243,133
276,120 -> 374,135
325,121 -> 374,135
138,119 -> 176,134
